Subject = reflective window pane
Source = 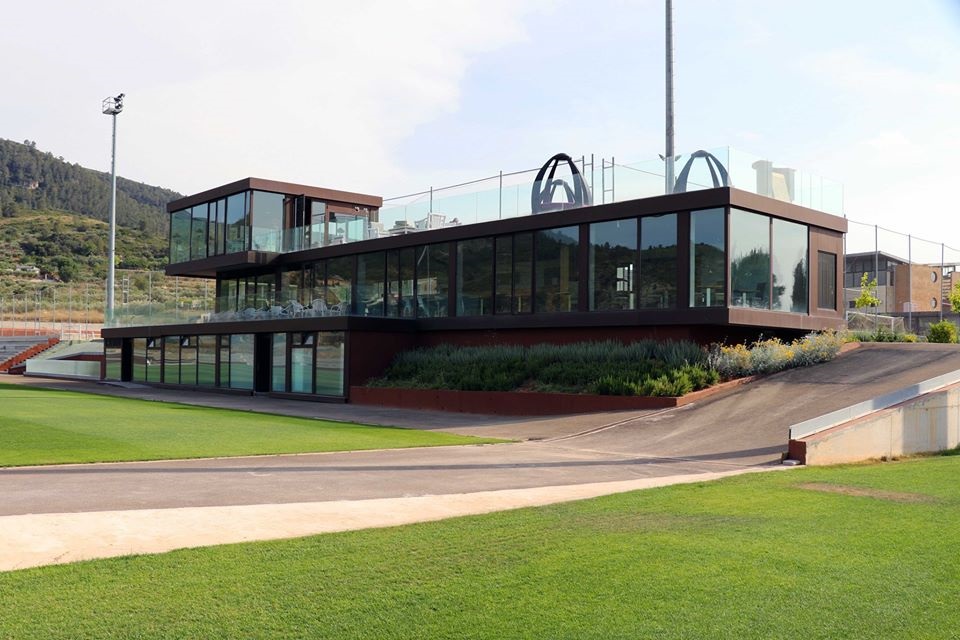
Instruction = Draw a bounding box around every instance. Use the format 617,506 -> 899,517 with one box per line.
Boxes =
132,337 -> 147,382
690,208 -> 726,307
514,233 -> 533,313
730,209 -> 770,309
416,243 -> 449,318
589,219 -> 636,311
315,332 -> 345,396
326,256 -> 353,314
170,210 -> 191,264
198,335 -> 216,386
640,214 -> 677,308
226,191 -> 249,253
190,204 -> 208,260
535,226 -> 579,313
229,334 -> 254,390
457,237 -> 494,316
399,248 -> 416,318
357,252 -> 386,316
818,251 -> 837,310
162,336 -> 179,384
291,345 -> 313,394
495,236 -> 513,314
772,219 -> 808,313
272,333 -> 286,392
251,191 -> 284,252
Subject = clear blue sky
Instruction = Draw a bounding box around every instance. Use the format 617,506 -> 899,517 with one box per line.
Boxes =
4,0 -> 959,258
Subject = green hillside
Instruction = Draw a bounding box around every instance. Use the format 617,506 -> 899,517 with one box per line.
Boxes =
0,138 -> 181,236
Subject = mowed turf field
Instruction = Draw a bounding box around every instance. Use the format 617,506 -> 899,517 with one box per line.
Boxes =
0,383 -> 499,466
1,456 -> 958,638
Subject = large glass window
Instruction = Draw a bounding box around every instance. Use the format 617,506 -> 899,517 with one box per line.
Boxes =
818,251 -> 837,310
251,191 -> 284,252
179,336 -> 198,386
416,243 -> 449,318
190,204 -> 208,260
772,219 -> 808,313
690,208 -> 725,307
399,248 -> 416,318
207,200 -> 219,258
218,335 -> 230,387
104,339 -> 122,381
730,209 -> 771,309
457,238 -> 494,316
640,214 -> 677,308
589,219 -> 636,311
386,250 -> 400,317
315,332 -> 345,396
170,210 -> 191,264
132,337 -> 147,382
514,233 -> 533,313
162,336 -> 179,384
357,252 -> 386,316
282,267 -> 307,306
495,236 -> 513,314
229,334 -> 254,390
535,226 -> 579,313
226,191 -> 249,253
146,338 -> 162,383
326,256 -> 353,314
290,332 -> 314,394
272,333 -> 286,392
198,335 -> 217,386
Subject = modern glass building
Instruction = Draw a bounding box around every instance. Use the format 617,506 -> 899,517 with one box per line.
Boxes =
102,162 -> 847,403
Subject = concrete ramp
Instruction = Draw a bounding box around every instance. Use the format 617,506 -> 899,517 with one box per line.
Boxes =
566,343 -> 960,466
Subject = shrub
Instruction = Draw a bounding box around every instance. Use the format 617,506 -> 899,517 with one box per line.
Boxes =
709,331 -> 843,379
927,321 -> 958,344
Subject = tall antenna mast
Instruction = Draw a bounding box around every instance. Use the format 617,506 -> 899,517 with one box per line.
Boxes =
665,0 -> 675,194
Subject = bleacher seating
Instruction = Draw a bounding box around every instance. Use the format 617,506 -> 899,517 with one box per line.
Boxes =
0,336 -> 60,373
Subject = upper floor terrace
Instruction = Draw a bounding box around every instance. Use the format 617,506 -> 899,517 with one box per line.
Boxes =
166,147 -> 843,275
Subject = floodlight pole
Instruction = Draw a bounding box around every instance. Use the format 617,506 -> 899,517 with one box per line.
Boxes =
102,93 -> 124,325
664,0 -> 675,195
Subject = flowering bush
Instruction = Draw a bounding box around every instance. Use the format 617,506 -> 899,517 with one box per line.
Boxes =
708,331 -> 843,380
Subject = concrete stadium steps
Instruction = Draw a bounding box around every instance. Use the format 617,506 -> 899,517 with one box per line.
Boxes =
0,336 -> 60,373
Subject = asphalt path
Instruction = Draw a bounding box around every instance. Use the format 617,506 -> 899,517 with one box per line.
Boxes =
3,343 -> 959,518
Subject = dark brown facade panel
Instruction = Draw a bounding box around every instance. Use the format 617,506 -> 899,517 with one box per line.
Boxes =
346,331 -> 417,389
808,226 -> 844,319
168,177 -> 382,213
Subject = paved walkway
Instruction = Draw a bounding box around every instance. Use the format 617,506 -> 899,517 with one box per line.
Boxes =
3,343 -> 959,571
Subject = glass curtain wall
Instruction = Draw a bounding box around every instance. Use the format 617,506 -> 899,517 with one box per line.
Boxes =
639,214 -> 677,308
457,238 -> 494,316
162,336 -> 179,384
104,340 -> 122,381
730,209 -> 771,309
535,226 -> 579,313
690,208 -> 726,307
399,248 -> 416,318
146,338 -> 162,382
589,219 -> 636,311
495,236 -> 513,314
772,219 -> 808,313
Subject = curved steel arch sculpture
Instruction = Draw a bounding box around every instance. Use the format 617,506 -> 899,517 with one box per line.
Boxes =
673,150 -> 730,193
531,153 -> 592,214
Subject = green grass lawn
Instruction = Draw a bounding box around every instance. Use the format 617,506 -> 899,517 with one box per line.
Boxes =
2,457 -> 959,638
0,383 -> 499,466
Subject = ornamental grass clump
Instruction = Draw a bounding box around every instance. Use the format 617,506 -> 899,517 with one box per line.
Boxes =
708,331 -> 843,380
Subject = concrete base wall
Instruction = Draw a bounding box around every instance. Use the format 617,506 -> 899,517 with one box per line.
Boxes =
796,384 -> 960,465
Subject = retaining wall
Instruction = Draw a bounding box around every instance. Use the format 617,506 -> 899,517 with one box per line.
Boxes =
792,383 -> 960,465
